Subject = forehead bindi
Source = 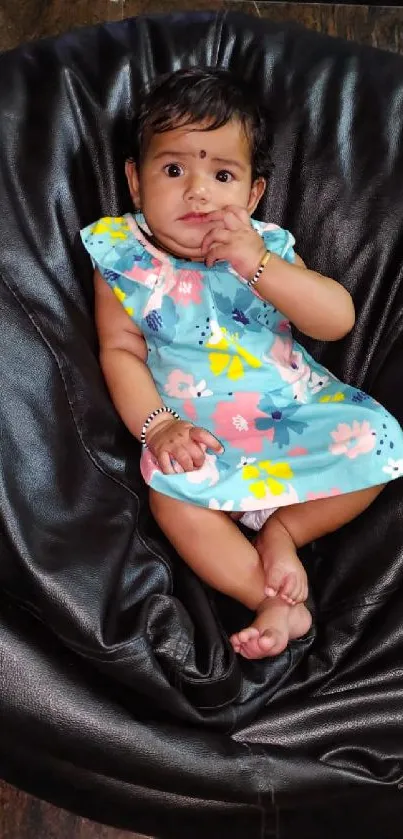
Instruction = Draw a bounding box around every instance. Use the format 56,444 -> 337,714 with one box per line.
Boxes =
148,123 -> 251,171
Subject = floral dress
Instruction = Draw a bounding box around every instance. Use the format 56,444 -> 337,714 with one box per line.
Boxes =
81,213 -> 403,516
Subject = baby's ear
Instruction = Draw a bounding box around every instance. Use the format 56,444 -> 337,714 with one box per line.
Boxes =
247,177 -> 266,214
125,159 -> 141,208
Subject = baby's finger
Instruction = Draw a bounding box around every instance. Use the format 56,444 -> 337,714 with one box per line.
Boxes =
223,205 -> 251,227
186,441 -> 206,468
171,458 -> 184,474
190,427 -> 224,453
201,227 -> 231,255
159,450 -> 176,475
204,244 -> 229,268
201,210 -> 226,225
203,207 -> 242,230
171,445 -> 197,473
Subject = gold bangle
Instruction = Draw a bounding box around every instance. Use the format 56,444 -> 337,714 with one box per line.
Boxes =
248,249 -> 271,288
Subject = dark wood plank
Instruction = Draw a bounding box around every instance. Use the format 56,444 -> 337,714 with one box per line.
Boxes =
0,779 -> 149,839
2,2 -> 403,55
252,3 -> 403,53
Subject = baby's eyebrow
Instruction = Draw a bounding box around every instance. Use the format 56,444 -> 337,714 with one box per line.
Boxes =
211,156 -> 247,172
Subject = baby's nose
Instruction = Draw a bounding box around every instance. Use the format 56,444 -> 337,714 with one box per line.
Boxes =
185,174 -> 210,200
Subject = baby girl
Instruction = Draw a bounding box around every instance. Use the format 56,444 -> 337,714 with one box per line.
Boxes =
81,68 -> 403,659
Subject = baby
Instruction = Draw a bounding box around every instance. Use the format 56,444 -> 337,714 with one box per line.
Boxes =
81,67 -> 403,660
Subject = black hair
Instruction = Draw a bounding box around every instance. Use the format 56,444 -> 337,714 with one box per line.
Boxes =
128,67 -> 273,181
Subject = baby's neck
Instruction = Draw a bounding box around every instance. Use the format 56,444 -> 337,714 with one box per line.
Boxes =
138,221 -> 192,262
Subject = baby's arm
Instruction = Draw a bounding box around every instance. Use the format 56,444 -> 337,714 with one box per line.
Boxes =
201,206 -> 355,342
247,252 -> 355,342
94,270 -> 222,473
95,269 -> 164,435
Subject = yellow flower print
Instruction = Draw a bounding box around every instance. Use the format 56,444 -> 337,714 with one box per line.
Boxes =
113,287 -> 126,303
91,216 -> 129,240
113,286 -> 134,317
242,460 -> 294,498
206,323 -> 261,381
319,392 -> 345,403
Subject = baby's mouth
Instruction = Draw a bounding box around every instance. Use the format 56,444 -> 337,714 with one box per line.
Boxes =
178,212 -> 212,223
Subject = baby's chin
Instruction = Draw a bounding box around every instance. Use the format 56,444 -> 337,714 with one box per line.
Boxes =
156,231 -> 206,262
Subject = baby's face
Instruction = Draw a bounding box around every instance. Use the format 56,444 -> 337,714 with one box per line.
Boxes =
126,119 -> 266,260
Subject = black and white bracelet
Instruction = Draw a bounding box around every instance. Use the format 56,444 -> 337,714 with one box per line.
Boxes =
248,249 -> 271,288
140,406 -> 180,446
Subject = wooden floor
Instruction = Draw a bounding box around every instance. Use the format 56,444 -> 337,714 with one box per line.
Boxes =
1,1 -> 403,55
1,1 -> 403,837
0,781 -> 151,839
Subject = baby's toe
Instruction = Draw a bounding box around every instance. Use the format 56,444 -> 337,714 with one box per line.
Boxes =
237,626 -> 260,645
240,633 -> 275,659
230,632 -> 242,653
264,565 -> 288,598
278,572 -> 298,603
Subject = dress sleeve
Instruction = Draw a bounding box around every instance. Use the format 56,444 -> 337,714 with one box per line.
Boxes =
253,221 -> 296,264
80,215 -> 155,318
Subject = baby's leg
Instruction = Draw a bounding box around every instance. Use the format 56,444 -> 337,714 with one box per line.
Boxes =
149,490 -> 311,659
256,484 -> 385,604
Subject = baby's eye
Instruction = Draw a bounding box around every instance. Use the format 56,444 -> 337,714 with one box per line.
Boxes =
216,170 -> 234,183
164,163 -> 183,177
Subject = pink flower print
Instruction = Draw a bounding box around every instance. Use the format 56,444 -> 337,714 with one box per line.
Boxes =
305,488 -> 342,502
164,369 -> 197,419
139,262 -> 177,317
140,449 -> 160,484
264,336 -> 311,403
329,421 -> 376,459
164,371 -> 213,421
267,333 -> 293,366
278,319 -> 291,333
125,264 -> 156,285
212,392 -> 275,454
164,369 -> 195,398
287,446 -> 308,457
183,401 -> 197,421
170,269 -> 203,306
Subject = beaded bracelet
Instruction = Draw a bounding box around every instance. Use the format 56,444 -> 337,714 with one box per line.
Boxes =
140,406 -> 180,446
248,249 -> 271,288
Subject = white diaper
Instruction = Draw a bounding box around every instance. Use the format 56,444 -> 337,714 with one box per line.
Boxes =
239,507 -> 278,532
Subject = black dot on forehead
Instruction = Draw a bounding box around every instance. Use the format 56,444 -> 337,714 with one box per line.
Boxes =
199,149 -> 207,159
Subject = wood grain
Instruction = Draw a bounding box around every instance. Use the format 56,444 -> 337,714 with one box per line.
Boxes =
1,2 -> 403,54
0,779 -> 149,839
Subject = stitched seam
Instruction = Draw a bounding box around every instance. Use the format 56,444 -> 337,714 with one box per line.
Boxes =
239,741 -> 268,839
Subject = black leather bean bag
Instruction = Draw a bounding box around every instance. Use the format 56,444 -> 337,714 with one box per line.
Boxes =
1,11 -> 403,838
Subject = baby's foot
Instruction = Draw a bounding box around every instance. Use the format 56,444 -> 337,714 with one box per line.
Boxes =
255,517 -> 308,605
230,597 -> 312,660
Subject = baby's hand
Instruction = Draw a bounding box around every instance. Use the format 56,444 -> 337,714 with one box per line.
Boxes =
145,417 -> 224,475
201,206 -> 267,281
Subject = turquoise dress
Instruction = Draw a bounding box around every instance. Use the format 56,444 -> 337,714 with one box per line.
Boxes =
81,213 -> 403,514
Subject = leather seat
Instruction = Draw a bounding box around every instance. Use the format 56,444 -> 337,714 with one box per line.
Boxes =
0,11 -> 403,838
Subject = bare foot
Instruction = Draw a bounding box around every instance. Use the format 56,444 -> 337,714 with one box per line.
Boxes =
230,597 -> 312,659
254,516 -> 308,605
